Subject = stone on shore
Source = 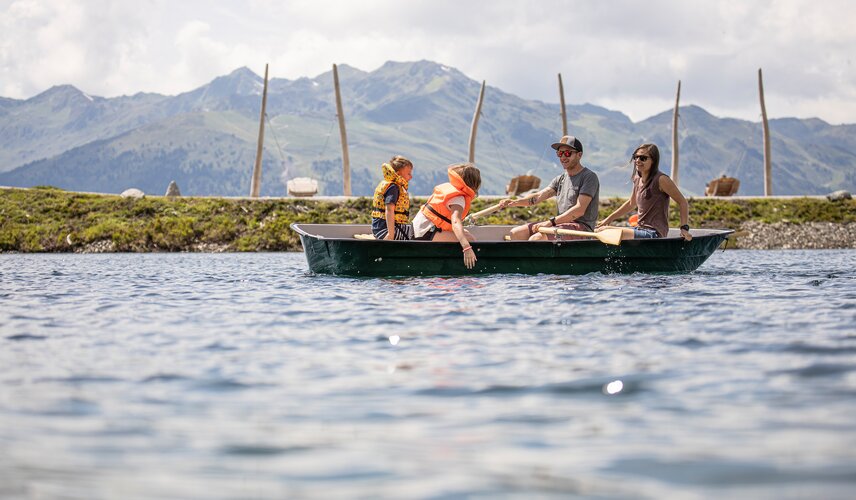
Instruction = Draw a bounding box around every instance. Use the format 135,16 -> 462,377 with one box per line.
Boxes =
827,190 -> 852,202
120,188 -> 145,199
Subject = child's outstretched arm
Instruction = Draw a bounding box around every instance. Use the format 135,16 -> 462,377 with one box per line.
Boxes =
450,205 -> 476,269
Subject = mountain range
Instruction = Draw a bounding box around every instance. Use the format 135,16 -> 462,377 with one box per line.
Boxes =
1,60 -> 854,197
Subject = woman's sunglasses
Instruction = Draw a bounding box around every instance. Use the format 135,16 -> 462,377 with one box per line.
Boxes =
632,155 -> 650,162
556,149 -> 578,158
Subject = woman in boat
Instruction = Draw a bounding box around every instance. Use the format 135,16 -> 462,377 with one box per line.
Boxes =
412,163 -> 482,269
371,155 -> 415,240
595,143 -> 692,241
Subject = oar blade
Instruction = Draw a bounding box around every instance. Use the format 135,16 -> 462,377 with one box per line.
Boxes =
597,228 -> 623,246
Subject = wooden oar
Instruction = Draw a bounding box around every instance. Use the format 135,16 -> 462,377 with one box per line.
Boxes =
463,202 -> 504,225
538,226 -> 624,246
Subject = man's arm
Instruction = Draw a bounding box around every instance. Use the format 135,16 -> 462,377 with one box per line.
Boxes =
498,187 -> 556,209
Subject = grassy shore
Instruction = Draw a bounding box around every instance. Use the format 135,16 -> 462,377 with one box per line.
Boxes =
1,187 -> 854,252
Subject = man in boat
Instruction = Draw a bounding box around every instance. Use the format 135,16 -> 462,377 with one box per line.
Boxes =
499,135 -> 600,240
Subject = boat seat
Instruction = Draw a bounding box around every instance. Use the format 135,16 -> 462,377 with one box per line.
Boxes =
506,175 -> 541,196
705,176 -> 740,196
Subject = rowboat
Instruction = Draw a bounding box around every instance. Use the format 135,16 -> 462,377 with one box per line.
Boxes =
291,223 -> 733,277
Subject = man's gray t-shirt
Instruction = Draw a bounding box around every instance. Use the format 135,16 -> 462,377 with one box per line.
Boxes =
548,167 -> 600,230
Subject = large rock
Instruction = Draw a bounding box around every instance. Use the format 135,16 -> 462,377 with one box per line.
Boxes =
165,180 -> 181,197
120,188 -> 145,199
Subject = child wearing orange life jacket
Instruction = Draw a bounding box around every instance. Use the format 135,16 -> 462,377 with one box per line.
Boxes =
412,163 -> 482,269
371,156 -> 415,240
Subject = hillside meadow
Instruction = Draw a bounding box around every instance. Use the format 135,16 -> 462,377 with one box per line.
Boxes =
2,187 -> 854,252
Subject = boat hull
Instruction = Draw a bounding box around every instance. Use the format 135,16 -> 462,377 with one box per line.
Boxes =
291,224 -> 733,277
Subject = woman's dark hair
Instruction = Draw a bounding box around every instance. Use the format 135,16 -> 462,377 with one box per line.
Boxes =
632,143 -> 660,190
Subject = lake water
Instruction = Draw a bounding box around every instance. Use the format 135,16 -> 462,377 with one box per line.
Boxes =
1,250 -> 855,499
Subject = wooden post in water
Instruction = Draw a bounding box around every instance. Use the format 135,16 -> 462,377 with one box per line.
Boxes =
558,73 -> 568,136
468,80 -> 486,163
671,80 -> 681,188
250,63 -> 269,198
333,64 -> 351,196
758,68 -> 772,196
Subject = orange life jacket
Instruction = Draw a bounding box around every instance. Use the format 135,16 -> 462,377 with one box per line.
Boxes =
419,168 -> 476,231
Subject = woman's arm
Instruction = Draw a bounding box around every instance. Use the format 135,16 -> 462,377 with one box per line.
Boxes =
659,176 -> 692,241
597,194 -> 637,228
450,205 -> 477,269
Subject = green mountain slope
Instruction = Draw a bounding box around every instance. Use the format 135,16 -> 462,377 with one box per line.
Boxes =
1,61 -> 853,196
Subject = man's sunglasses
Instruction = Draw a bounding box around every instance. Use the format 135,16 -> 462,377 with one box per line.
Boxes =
556,149 -> 578,158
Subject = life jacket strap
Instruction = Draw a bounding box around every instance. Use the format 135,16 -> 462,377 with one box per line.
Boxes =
425,204 -> 452,225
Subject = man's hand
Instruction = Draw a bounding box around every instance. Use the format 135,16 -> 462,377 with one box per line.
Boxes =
532,220 -> 553,231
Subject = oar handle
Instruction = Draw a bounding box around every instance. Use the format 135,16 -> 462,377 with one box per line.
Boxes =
538,226 -> 623,245
467,203 -> 503,220
538,227 -> 595,238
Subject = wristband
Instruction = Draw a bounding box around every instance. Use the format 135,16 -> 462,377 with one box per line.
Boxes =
462,245 -> 472,253
550,216 -> 557,227
680,224 -> 690,231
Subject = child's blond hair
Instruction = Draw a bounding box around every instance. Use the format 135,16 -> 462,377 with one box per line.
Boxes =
388,155 -> 413,171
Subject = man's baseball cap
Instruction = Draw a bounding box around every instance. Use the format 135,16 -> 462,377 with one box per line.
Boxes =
551,135 -> 583,153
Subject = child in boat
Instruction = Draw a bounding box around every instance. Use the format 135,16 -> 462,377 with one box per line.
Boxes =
595,143 -> 692,241
412,162 -> 482,269
371,155 -> 415,240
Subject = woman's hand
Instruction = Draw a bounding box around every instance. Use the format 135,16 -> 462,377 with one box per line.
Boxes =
497,198 -> 514,209
595,218 -> 611,229
384,232 -> 395,241
680,227 -> 693,241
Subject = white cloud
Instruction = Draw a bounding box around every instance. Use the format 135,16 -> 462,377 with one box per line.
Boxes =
1,0 -> 855,123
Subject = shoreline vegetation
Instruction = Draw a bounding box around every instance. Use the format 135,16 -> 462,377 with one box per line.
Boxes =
1,187 -> 854,253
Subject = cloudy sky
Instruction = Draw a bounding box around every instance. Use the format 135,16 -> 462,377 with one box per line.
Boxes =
2,0 -> 854,124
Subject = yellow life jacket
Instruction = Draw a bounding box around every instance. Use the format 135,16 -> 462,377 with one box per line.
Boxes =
370,163 -> 411,224
419,168 -> 476,231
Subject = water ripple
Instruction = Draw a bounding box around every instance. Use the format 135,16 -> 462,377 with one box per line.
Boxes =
0,249 -> 854,498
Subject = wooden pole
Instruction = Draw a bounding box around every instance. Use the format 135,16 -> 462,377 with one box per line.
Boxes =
558,73 -> 568,136
250,63 -> 269,197
758,68 -> 772,196
671,80 -> 681,188
468,80 -> 486,163
333,64 -> 351,196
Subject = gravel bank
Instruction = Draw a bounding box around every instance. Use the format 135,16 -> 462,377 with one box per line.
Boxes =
735,221 -> 856,249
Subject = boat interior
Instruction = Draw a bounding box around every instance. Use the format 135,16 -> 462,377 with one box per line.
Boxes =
292,224 -> 730,242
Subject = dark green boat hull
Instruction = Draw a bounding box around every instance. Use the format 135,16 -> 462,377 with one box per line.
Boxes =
291,224 -> 733,277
